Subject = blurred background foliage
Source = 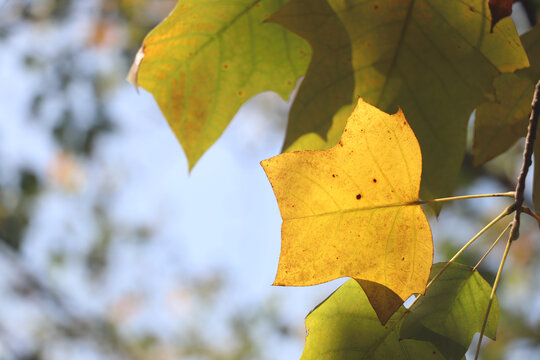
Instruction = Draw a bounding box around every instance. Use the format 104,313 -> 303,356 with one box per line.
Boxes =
0,0 -> 540,359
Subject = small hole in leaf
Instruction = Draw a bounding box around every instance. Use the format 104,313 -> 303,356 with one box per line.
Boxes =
356,194 -> 362,200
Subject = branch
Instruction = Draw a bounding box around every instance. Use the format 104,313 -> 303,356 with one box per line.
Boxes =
509,79 -> 540,241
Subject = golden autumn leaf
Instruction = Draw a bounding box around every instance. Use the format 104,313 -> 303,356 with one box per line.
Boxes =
261,98 -> 433,304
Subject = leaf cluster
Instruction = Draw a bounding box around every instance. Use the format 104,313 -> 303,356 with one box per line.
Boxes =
132,0 -> 540,358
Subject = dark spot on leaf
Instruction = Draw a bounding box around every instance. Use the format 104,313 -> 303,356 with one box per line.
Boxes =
332,174 -> 336,178
238,90 -> 244,96
356,194 -> 362,200
469,6 -> 475,12
402,257 -> 405,261
344,129 -> 347,132
339,141 -> 344,147
403,121 -> 406,125
372,178 -> 377,183
374,4 -> 379,9
432,351 -> 436,355
389,137 -> 392,140
287,80 -> 292,85
223,64 -> 229,69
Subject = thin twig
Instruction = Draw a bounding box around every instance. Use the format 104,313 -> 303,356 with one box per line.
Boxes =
522,206 -> 540,227
474,233 -> 513,360
473,222 -> 512,271
509,79 -> 540,241
362,205 -> 514,356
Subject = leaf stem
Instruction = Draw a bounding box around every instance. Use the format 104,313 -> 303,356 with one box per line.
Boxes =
474,232 -> 513,360
416,192 -> 515,205
424,205 -> 514,290
473,222 -> 512,271
509,79 -> 540,241
370,205 -> 515,353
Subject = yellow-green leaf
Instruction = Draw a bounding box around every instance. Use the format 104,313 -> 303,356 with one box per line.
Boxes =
472,73 -> 534,166
261,98 -> 433,303
131,0 -> 310,169
400,263 -> 499,359
473,25 -> 540,166
301,279 -> 444,360
275,0 -> 529,202
301,263 -> 496,360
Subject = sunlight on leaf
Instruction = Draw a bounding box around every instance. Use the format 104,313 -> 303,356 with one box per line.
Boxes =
277,0 -> 528,204
300,263 -> 495,360
132,0 -> 310,169
261,98 -> 433,305
472,73 -> 534,166
400,263 -> 498,359
473,25 -> 540,166
300,279 -> 440,359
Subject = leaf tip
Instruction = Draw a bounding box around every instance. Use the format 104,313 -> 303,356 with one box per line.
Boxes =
488,0 -> 516,32
127,46 -> 145,93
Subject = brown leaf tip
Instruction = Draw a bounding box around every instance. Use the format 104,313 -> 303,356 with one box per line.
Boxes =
488,0 -> 516,32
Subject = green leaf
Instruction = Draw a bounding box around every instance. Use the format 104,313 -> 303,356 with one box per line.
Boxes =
132,0 -> 310,169
472,73 -> 534,166
300,279 -> 444,360
300,263 -> 495,360
400,263 -> 498,359
268,0 -> 354,153
275,0 -> 529,202
473,25 -> 540,166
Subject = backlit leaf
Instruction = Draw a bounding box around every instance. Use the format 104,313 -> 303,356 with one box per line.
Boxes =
400,263 -> 498,359
472,73 -> 534,166
301,263 -> 495,360
276,0 -> 529,203
131,0 -> 310,169
473,25 -> 540,166
261,98 -> 433,305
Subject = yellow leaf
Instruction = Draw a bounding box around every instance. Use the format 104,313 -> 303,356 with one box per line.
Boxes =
261,98 -> 433,302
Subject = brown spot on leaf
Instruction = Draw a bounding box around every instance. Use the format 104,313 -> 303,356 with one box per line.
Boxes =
356,194 -> 362,200
223,64 -> 229,69
374,4 -> 379,9
402,257 -> 405,261
372,178 -> 377,183
238,90 -> 244,96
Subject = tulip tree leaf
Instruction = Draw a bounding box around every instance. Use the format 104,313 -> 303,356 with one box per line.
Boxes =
400,263 -> 499,359
471,25 -> 540,211
275,0 -> 529,202
130,0 -> 310,169
261,98 -> 433,310
301,263 -> 494,360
